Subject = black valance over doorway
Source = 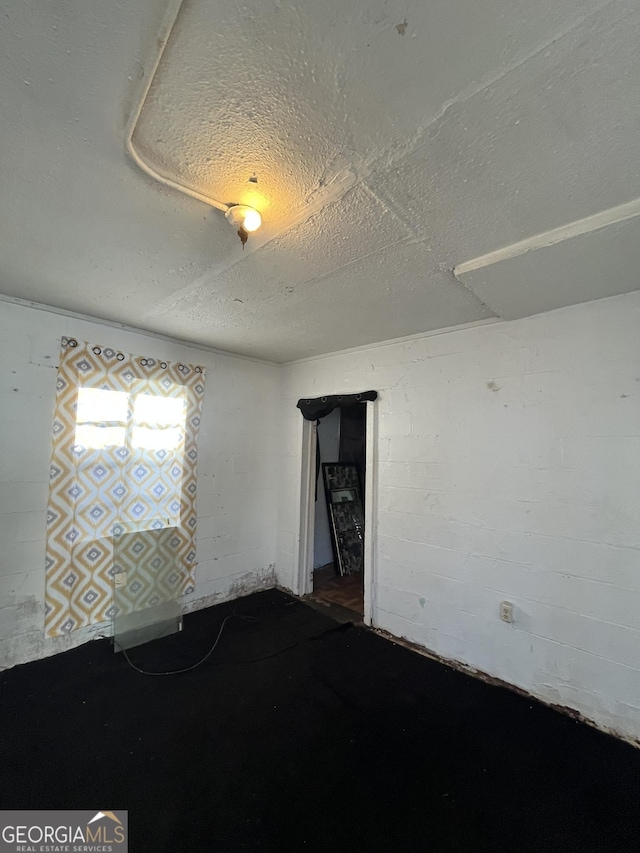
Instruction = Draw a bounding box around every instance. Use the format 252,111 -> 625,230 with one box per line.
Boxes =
296,391 -> 377,421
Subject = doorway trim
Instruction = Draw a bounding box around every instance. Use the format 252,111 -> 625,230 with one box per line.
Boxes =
296,399 -> 377,626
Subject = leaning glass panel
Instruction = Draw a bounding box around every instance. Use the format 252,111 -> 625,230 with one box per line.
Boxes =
111,521 -> 183,651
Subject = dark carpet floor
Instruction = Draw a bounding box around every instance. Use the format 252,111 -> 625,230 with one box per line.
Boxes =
2,589 -> 640,852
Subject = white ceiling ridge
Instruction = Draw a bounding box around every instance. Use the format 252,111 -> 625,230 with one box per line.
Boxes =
454,197 -> 640,277
369,0 -> 619,173
0,293 -> 277,366
144,171 -> 360,319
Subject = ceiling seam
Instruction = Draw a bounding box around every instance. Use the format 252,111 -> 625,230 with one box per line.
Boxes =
281,318 -> 502,366
296,236 -> 418,290
143,176 -> 361,319
365,0 -> 621,174
359,181 -> 424,242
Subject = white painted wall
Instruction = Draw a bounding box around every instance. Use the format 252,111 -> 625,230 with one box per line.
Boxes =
0,300 -> 279,669
313,408 -> 341,569
276,292 -> 640,744
5,289 -> 640,745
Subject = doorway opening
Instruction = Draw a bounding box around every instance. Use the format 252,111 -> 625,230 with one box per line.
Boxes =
304,402 -> 369,620
297,393 -> 377,626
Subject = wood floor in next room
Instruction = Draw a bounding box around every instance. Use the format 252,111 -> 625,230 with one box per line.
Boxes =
311,563 -> 364,614
2,589 -> 640,852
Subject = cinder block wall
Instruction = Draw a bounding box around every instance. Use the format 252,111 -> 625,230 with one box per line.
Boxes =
0,301 -> 279,668
5,291 -> 640,745
277,292 -> 640,743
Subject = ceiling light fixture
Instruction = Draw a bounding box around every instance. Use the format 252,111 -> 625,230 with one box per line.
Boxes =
225,204 -> 262,247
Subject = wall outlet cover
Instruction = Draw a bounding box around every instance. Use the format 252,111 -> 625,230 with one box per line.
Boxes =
500,601 -> 514,623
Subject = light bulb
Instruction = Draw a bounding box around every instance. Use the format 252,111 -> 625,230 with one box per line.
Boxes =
225,204 -> 262,233
242,208 -> 262,232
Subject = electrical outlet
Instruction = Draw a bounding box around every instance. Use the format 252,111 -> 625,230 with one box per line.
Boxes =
500,601 -> 514,623
114,571 -> 127,588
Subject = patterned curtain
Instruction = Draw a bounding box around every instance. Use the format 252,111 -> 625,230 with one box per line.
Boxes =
45,337 -> 206,637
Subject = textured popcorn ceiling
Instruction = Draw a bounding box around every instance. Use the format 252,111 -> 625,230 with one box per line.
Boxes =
1,0 -> 639,361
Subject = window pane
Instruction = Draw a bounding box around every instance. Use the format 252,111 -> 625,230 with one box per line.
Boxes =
133,394 -> 185,427
132,426 -> 183,450
77,388 -> 128,423
75,424 -> 126,449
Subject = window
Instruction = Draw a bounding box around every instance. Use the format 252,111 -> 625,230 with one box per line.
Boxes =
72,386 -> 188,530
75,387 -> 187,452
75,388 -> 128,449
45,338 -> 206,637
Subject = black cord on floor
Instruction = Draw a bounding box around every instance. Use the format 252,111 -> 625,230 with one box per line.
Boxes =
112,603 -> 354,676
215,620 -> 354,665
114,612 -> 258,676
